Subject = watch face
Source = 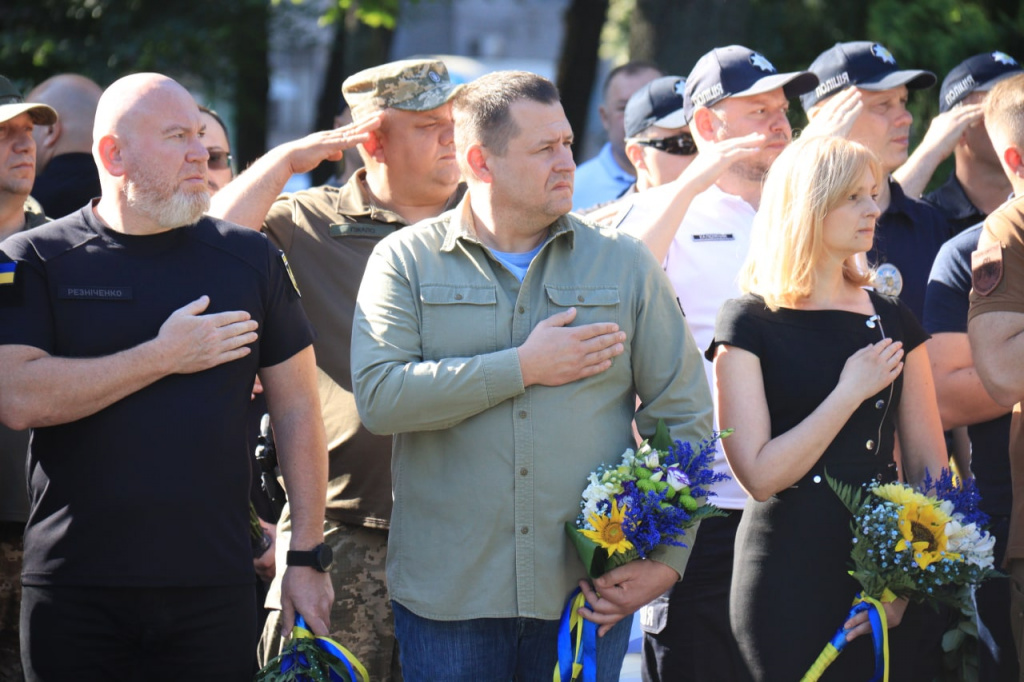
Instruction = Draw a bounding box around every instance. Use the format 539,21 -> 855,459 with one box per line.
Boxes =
315,543 -> 335,572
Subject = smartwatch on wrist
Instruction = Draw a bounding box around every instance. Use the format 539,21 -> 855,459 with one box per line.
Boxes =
286,542 -> 334,572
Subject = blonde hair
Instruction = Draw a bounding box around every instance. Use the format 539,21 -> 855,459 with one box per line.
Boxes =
984,72 -> 1024,152
738,135 -> 880,310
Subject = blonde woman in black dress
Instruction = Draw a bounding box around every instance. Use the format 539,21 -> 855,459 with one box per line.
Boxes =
708,135 -> 948,681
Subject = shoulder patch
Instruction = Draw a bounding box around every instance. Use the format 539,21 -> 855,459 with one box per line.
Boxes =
0,261 -> 15,286
0,261 -> 23,307
971,242 -> 1002,296
281,252 -> 301,297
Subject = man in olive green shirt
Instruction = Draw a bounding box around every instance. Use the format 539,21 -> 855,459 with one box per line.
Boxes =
351,70 -> 712,681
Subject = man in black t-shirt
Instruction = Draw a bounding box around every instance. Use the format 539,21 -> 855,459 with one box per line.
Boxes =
0,73 -> 332,682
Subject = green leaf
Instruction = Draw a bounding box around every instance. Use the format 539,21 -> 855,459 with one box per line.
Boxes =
566,521 -> 608,580
942,626 -> 965,653
825,470 -> 865,515
650,418 -> 672,452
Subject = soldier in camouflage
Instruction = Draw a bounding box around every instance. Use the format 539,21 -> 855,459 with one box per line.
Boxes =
209,58 -> 465,681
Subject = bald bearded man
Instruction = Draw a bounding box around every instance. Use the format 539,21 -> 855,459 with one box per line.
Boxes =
0,73 -> 331,681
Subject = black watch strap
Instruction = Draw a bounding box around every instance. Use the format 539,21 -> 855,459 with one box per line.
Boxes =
286,542 -> 333,572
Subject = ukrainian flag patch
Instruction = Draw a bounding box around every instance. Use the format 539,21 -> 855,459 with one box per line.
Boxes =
0,262 -> 15,286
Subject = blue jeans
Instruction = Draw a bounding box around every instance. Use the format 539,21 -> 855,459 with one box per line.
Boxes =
392,600 -> 632,682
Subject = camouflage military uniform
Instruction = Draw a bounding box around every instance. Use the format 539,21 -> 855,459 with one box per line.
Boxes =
259,518 -> 397,680
256,164 -> 464,680
255,59 -> 463,681
0,201 -> 49,682
342,58 -> 460,121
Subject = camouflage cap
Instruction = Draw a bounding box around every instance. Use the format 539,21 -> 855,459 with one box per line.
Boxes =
0,75 -> 57,126
342,59 -> 459,120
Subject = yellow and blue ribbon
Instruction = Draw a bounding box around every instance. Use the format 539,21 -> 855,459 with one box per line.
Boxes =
278,615 -> 369,682
554,587 -> 598,682
800,593 -> 889,682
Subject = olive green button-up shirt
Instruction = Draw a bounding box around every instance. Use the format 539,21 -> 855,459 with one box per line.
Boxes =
351,195 -> 713,620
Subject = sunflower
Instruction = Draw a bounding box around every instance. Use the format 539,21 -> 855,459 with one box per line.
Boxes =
874,484 -> 955,569
581,498 -> 634,556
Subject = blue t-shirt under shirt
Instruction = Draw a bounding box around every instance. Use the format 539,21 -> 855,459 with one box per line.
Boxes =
491,242 -> 543,282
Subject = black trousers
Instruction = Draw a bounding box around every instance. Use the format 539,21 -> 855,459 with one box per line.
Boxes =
21,583 -> 256,682
641,512 -> 747,682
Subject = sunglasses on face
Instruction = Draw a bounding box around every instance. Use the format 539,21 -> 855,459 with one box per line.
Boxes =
633,132 -> 697,156
207,150 -> 234,171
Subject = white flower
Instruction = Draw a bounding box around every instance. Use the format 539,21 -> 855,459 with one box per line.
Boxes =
644,451 -> 661,470
666,466 -> 691,491
945,518 -> 996,570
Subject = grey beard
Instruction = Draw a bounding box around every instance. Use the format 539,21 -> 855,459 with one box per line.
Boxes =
123,176 -> 210,228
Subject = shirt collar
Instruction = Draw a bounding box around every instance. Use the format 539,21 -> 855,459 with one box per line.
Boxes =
598,142 -> 636,184
883,176 -> 912,217
334,168 -> 466,225
441,190 -> 577,253
928,172 -> 981,221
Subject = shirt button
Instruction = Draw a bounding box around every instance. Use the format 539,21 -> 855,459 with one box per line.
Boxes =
577,295 -> 585,303
518,305 -> 526,314
518,410 -> 527,419
521,526 -> 529,534
866,440 -> 876,451
520,467 -> 528,476
454,293 -> 463,301
875,400 -> 885,409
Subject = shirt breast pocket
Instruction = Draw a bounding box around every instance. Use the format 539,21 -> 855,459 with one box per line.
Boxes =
420,284 -> 499,360
544,285 -> 620,328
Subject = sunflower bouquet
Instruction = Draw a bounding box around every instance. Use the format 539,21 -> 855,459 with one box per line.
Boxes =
555,420 -> 729,681
800,470 -> 998,682
566,420 -> 730,579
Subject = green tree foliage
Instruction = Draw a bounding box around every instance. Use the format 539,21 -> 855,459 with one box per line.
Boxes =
315,0 -> 402,29
0,0 -> 270,165
868,0 -> 1017,133
0,0 -> 263,93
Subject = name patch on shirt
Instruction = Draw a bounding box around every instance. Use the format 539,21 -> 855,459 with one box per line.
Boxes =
691,233 -> 734,242
330,223 -> 397,239
58,285 -> 133,301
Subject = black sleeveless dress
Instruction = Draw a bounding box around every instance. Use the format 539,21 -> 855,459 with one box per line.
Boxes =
708,291 -> 930,681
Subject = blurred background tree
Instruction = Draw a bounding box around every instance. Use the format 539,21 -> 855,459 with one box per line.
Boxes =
0,0 -> 271,167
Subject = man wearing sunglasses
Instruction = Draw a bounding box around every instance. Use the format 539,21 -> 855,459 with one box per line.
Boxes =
581,75 -> 696,227
208,58 -> 463,682
627,46 -> 818,682
198,106 -> 234,194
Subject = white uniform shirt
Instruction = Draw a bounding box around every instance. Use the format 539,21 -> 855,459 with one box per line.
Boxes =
622,183 -> 755,509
